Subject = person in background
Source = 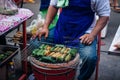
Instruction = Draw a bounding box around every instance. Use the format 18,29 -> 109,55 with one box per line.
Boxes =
36,0 -> 110,80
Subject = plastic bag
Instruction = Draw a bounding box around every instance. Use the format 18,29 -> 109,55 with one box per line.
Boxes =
36,12 -> 45,28
26,19 -> 38,33
27,14 -> 44,33
0,0 -> 18,15
26,14 -> 44,38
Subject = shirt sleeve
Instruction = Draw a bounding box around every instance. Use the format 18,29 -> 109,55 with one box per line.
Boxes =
50,0 -> 57,6
92,0 -> 111,16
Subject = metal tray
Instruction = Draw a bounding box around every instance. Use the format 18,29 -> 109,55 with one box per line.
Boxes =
0,45 -> 19,67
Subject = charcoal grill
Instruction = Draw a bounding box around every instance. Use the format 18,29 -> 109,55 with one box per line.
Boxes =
21,38 -> 87,80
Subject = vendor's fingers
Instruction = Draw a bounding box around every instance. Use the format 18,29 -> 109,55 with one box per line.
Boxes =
80,37 -> 92,45
80,37 -> 83,43
32,35 -> 36,39
86,40 -> 92,45
86,37 -> 93,44
31,33 -> 38,39
45,32 -> 48,38
80,36 -> 86,43
80,36 -> 87,44
84,37 -> 89,43
80,34 -> 94,45
38,32 -> 42,39
83,39 -> 91,45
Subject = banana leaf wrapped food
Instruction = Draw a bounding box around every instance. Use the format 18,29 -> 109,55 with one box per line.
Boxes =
31,43 -> 78,63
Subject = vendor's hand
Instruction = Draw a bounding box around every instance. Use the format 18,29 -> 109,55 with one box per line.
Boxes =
80,34 -> 95,45
38,27 -> 49,39
31,27 -> 48,39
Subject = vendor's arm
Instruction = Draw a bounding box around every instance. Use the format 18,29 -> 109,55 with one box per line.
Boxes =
80,0 -> 110,45
91,16 -> 109,37
80,16 -> 109,44
91,0 -> 110,37
39,5 -> 58,38
38,0 -> 58,38
43,6 -> 58,29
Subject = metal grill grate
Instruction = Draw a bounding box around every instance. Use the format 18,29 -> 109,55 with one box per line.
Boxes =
21,38 -> 87,69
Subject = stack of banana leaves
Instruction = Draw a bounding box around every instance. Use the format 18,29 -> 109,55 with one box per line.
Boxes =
32,43 -> 78,63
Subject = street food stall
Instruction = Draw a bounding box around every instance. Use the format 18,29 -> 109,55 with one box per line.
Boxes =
21,37 -> 87,80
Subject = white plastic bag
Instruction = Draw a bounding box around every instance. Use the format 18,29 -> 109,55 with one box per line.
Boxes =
0,0 -> 18,15
26,19 -> 37,33
26,13 -> 45,38
36,13 -> 45,28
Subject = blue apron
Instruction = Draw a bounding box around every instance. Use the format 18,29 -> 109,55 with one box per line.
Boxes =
54,0 -> 95,45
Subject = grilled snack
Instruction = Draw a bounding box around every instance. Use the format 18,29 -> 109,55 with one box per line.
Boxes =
32,43 -> 78,63
32,49 -> 39,56
54,47 -> 59,51
50,47 -> 55,51
39,44 -> 45,49
46,46 -> 52,50
64,54 -> 72,62
69,48 -> 78,56
61,47 -> 66,53
36,50 -> 45,56
58,53 -> 67,62
40,56 -> 56,63
44,50 -> 50,56
48,52 -> 56,56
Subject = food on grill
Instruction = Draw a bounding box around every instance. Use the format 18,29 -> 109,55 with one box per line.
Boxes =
65,54 -> 72,62
69,48 -> 78,56
40,56 -> 56,63
31,43 -> 78,63
44,50 -> 50,56
61,48 -> 66,53
58,53 -> 67,62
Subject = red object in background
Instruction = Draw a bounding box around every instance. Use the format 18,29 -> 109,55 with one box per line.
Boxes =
14,0 -> 23,7
14,0 -> 22,4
